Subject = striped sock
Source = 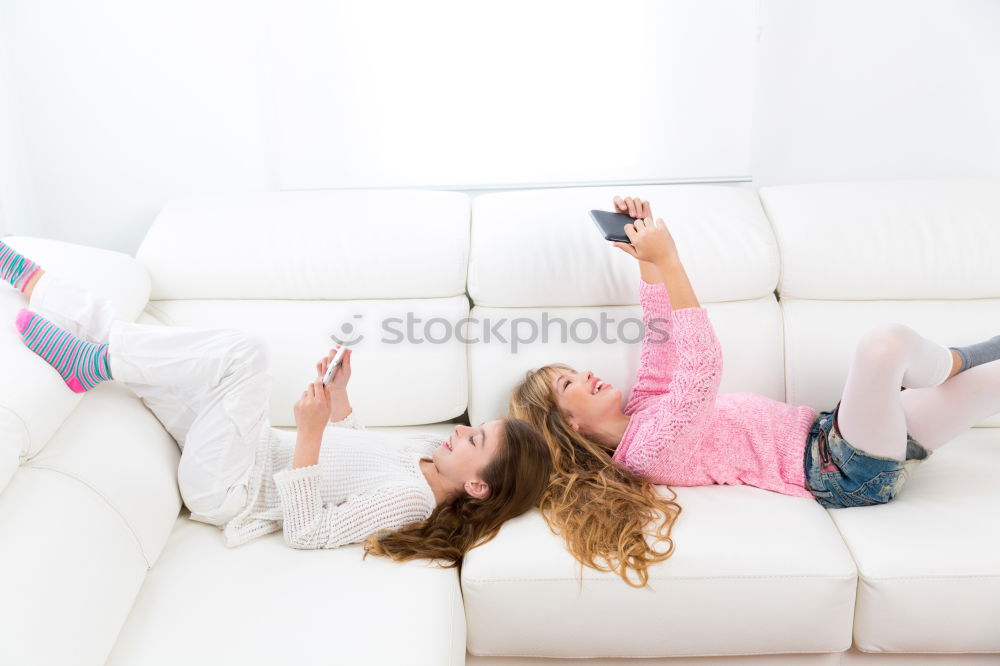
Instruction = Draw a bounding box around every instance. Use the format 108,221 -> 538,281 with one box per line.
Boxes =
0,240 -> 41,293
16,308 -> 113,393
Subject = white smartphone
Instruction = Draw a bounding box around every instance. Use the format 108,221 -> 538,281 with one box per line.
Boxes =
321,345 -> 349,386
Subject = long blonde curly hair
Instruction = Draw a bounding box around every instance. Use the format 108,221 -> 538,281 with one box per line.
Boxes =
509,363 -> 683,589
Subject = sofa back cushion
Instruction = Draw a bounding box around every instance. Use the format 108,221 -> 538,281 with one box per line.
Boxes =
468,184 -> 777,307
761,177 -> 1000,425
135,190 -> 472,427
466,184 -> 786,423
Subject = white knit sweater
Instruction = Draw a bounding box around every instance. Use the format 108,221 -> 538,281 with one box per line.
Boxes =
222,413 -> 443,549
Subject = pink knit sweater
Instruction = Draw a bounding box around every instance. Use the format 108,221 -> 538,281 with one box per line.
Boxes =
611,280 -> 819,500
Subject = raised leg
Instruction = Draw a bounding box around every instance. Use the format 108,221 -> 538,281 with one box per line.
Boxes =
837,323 -> 955,461
26,272 -> 118,344
899,358 -> 1000,450
107,320 -> 274,526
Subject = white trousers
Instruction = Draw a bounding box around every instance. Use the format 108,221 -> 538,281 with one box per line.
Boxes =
29,273 -> 272,527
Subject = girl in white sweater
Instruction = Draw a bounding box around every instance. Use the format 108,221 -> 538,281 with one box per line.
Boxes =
3,246 -> 552,565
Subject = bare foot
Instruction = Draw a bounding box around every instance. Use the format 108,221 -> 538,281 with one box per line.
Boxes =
947,349 -> 962,380
23,268 -> 44,300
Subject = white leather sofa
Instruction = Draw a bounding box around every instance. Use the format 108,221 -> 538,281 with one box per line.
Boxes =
1,179 -> 998,666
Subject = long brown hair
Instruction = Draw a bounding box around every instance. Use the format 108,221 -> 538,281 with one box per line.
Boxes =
509,363 -> 683,589
363,418 -> 552,567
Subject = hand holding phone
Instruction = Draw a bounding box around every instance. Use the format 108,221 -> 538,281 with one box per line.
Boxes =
321,345 -> 349,386
612,216 -> 678,265
589,209 -> 635,243
315,344 -> 354,423
590,196 -> 656,244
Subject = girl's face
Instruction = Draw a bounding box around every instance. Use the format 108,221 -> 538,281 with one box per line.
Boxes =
548,367 -> 623,434
431,420 -> 504,499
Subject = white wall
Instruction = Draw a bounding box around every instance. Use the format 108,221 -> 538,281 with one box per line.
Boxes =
0,8 -> 35,239
751,0 -> 1000,187
261,0 -> 757,191
0,0 -> 998,254
0,1 -> 273,253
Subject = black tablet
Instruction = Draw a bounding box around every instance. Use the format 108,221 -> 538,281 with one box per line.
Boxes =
589,209 -> 634,244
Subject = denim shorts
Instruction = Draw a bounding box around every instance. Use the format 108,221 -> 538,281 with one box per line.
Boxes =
803,400 -> 933,509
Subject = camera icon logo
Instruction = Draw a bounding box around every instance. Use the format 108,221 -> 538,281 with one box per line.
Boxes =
330,314 -> 365,346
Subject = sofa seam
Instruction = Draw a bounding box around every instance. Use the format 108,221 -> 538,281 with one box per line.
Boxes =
25,464 -> 152,569
855,647 -> 1000,654
462,573 -> 858,583
0,405 -> 31,462
857,573 -> 1000,581
450,573 -> 459,664
468,645 -> 853,658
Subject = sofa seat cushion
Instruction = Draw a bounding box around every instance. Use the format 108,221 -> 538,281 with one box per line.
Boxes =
0,381 -> 180,666
461,485 -> 857,659
105,422 -> 466,666
829,431 -> 1000,654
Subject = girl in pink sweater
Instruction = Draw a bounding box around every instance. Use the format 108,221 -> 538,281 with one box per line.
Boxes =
512,196 -> 1000,511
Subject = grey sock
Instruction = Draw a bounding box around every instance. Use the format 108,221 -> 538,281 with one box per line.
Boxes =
949,335 -> 1000,374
